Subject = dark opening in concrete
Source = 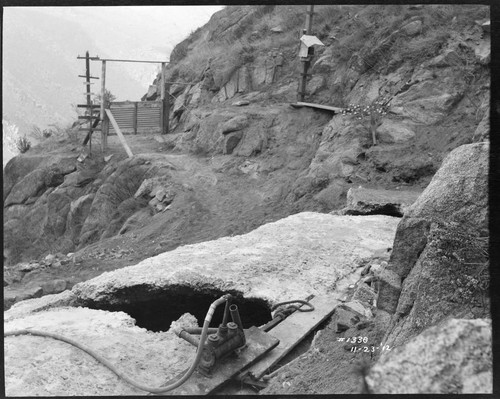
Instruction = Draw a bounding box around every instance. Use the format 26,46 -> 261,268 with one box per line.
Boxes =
82,284 -> 273,332
344,204 -> 403,218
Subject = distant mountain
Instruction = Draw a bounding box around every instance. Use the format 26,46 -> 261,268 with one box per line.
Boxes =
2,6 -> 223,165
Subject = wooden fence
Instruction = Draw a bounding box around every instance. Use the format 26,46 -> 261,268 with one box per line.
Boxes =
108,101 -> 163,135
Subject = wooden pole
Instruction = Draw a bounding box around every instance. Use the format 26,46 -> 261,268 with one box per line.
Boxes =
161,62 -> 169,135
100,60 -> 107,152
133,102 -> 138,135
306,5 -> 314,33
164,83 -> 170,134
85,51 -> 93,154
106,109 -> 134,158
298,5 -> 315,102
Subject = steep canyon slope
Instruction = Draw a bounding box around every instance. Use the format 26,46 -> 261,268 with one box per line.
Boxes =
3,5 -> 491,394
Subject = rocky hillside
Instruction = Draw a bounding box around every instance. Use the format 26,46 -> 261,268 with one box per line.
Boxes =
4,5 -> 489,265
3,5 -> 491,394
4,142 -> 490,395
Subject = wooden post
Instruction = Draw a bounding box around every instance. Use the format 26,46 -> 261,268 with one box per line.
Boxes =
161,62 -> 169,134
85,51 -> 93,154
133,102 -> 138,135
164,83 -> 170,134
298,5 -> 314,102
100,60 -> 107,152
106,109 -> 134,158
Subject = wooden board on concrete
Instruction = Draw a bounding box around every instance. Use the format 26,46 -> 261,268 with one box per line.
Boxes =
291,102 -> 343,113
246,295 -> 339,380
167,326 -> 279,395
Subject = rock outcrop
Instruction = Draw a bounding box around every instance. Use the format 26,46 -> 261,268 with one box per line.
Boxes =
367,318 -> 492,394
377,142 -> 489,347
337,186 -> 422,216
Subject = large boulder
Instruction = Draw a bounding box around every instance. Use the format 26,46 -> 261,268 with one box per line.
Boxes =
376,119 -> 416,144
367,318 -> 492,394
78,157 -> 153,247
4,169 -> 47,206
4,156 -> 77,204
378,142 -> 489,347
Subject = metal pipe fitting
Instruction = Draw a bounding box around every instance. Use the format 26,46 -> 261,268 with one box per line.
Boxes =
217,324 -> 228,339
229,304 -> 244,330
208,333 -> 220,347
182,327 -> 218,335
222,297 -> 232,326
227,322 -> 238,337
176,329 -> 200,348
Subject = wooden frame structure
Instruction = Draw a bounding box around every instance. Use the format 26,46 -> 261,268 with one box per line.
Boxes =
77,53 -> 170,156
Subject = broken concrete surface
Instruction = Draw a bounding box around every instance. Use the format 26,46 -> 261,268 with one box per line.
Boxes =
71,213 -> 400,307
5,212 -> 399,395
4,307 -> 196,396
366,318 -> 492,394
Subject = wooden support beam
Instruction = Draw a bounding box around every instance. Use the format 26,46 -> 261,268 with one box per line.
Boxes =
78,75 -> 99,79
247,295 -> 339,380
160,62 -> 169,135
100,60 -> 107,152
298,5 -> 314,102
98,58 -> 169,64
164,83 -> 170,134
105,109 -> 133,158
82,117 -> 100,145
133,102 -> 138,135
77,104 -> 100,108
293,102 -> 343,113
85,51 -> 93,154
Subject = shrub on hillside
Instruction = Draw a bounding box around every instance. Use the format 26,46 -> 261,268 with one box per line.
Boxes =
16,135 -> 31,153
31,125 -> 44,139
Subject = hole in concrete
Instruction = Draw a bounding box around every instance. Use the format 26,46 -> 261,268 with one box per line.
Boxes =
82,284 -> 273,332
345,204 -> 403,218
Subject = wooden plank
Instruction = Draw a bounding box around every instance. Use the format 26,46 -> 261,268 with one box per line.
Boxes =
99,58 -> 168,64
294,102 -> 343,113
105,109 -> 134,158
77,104 -> 100,108
246,295 -> 339,380
78,75 -> 99,79
167,327 -> 279,395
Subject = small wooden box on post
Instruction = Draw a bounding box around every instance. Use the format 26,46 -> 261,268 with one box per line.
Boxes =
297,5 -> 324,102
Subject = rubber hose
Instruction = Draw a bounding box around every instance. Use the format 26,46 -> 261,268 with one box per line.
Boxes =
4,294 -> 230,394
271,299 -> 315,312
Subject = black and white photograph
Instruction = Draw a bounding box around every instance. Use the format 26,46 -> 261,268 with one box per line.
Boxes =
3,3 -> 492,395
